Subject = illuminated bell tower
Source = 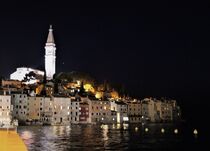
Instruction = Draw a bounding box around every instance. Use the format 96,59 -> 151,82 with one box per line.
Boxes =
45,25 -> 56,80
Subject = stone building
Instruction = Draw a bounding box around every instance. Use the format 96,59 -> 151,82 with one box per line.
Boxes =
0,94 -> 12,126
127,100 -> 142,123
110,100 -> 128,123
88,99 -> 111,123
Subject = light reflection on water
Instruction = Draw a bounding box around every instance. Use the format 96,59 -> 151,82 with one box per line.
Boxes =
18,123 -> 202,151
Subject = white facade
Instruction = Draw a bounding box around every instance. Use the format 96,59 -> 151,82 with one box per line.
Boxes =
10,67 -> 44,84
52,97 -> 71,125
45,25 -> 56,80
11,94 -> 28,122
0,95 -> 12,126
111,100 -> 128,123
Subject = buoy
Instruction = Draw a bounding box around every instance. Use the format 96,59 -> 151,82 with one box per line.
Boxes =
174,129 -> 178,134
193,129 -> 198,135
161,128 -> 165,133
145,128 -> 149,132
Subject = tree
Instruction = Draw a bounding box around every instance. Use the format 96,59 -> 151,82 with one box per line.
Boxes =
23,71 -> 36,82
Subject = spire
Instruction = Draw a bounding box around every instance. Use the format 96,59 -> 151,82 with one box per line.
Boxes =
46,25 -> 55,44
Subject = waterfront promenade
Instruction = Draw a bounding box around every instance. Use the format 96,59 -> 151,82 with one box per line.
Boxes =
0,130 -> 27,151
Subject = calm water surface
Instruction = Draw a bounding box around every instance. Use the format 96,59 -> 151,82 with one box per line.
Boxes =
17,123 -> 204,151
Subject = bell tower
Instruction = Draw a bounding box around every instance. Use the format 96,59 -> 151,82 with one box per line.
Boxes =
45,25 -> 56,80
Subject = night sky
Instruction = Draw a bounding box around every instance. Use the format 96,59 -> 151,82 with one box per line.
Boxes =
0,1 -> 209,120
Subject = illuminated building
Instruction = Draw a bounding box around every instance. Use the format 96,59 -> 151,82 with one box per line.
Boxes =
70,99 -> 80,124
141,98 -> 159,122
88,99 -> 112,123
10,67 -> 44,84
45,25 -> 56,80
156,101 -> 173,122
110,100 -> 128,123
127,100 -> 142,123
52,97 -> 71,125
0,93 -> 12,126
79,102 -> 90,123
11,94 -> 28,123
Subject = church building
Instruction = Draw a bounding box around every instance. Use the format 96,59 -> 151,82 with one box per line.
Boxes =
10,25 -> 56,83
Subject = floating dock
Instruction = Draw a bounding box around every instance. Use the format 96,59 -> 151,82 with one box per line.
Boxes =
0,130 -> 28,151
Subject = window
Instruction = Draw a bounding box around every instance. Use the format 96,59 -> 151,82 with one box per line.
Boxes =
40,108 -> 42,111
54,112 -> 57,115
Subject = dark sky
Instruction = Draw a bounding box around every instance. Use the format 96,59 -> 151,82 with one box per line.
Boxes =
0,0 -> 209,108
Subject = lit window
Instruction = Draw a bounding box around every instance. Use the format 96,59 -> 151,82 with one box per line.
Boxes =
60,106 -> 63,110
68,112 -> 70,115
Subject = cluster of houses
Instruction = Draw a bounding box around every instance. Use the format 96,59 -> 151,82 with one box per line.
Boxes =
0,26 -> 181,126
0,89 -> 181,126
